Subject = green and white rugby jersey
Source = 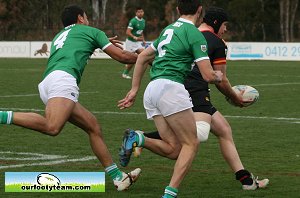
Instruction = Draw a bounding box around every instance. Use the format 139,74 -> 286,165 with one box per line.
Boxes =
151,18 -> 209,84
44,24 -> 111,84
127,16 -> 145,42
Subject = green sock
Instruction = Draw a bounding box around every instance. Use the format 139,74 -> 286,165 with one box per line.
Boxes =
123,69 -> 129,75
135,131 -> 145,147
105,163 -> 123,181
163,186 -> 178,198
0,111 -> 14,124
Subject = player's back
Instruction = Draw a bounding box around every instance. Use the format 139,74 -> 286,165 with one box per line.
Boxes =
151,18 -> 207,84
44,24 -> 110,83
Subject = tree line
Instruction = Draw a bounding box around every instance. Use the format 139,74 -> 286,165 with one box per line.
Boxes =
0,0 -> 299,42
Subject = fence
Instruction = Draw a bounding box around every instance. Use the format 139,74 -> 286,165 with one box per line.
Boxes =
1,41 -> 300,61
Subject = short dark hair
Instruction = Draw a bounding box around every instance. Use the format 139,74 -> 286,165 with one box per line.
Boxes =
61,5 -> 85,27
177,0 -> 202,15
203,6 -> 228,34
136,7 -> 143,11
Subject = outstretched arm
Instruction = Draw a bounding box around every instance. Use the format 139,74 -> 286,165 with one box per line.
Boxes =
108,36 -> 123,50
103,44 -> 137,64
118,47 -> 155,109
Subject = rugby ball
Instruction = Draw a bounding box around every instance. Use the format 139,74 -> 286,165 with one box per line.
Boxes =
226,85 -> 259,107
37,173 -> 61,186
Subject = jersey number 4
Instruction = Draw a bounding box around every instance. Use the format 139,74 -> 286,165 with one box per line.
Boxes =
54,29 -> 71,50
157,29 -> 174,57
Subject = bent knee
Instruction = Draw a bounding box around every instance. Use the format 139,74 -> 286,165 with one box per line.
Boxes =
45,127 -> 62,136
213,125 -> 233,139
166,144 -> 181,160
196,121 -> 211,142
43,123 -> 64,136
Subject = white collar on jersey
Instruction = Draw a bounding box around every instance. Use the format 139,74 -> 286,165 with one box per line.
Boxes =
178,18 -> 194,25
135,16 -> 143,21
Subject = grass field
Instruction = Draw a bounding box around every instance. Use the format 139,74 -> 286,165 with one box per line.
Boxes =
0,58 -> 299,197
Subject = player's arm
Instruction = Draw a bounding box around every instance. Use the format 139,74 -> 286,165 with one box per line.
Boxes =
141,33 -> 146,44
108,36 -> 123,49
195,59 -> 223,83
213,64 -> 244,107
95,30 -> 136,63
132,47 -> 155,91
126,28 -> 136,40
118,47 -> 155,109
104,44 -> 137,64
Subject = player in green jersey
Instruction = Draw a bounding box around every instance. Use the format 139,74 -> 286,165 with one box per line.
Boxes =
118,1 -> 223,197
122,7 -> 146,79
0,5 -> 141,191
124,6 -> 270,191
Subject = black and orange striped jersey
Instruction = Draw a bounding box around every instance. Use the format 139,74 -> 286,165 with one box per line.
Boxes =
184,30 -> 227,93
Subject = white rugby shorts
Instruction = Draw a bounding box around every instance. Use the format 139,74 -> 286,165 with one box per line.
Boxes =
38,70 -> 79,104
124,39 -> 144,53
143,79 -> 193,119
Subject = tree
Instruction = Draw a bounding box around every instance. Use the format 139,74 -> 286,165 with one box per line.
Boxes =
280,0 -> 299,42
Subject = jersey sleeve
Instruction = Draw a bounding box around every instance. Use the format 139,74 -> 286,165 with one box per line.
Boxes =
189,29 -> 209,62
94,29 -> 111,50
127,18 -> 135,29
211,41 -> 227,65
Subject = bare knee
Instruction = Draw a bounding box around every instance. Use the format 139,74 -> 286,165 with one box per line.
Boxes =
167,146 -> 181,160
213,124 -> 233,140
165,142 -> 185,160
185,138 -> 199,154
45,125 -> 62,136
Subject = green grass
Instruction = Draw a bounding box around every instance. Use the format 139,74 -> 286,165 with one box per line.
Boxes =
0,58 -> 300,197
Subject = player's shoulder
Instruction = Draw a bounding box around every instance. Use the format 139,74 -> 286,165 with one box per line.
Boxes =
130,17 -> 137,22
201,31 -> 226,46
76,24 -> 106,37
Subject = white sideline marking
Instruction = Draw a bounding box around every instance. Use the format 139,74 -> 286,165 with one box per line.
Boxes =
0,107 -> 144,115
0,68 -> 41,72
0,91 -> 99,98
0,156 -> 97,170
0,151 -> 67,160
0,151 -> 96,170
0,107 -> 299,122
225,115 -> 300,121
252,82 -> 300,87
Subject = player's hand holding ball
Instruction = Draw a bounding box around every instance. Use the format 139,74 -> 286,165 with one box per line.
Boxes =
226,85 -> 259,107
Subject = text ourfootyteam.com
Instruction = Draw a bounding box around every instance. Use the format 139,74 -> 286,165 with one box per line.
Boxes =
21,184 -> 91,191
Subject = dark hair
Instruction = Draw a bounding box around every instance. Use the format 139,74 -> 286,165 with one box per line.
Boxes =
203,7 -> 228,34
177,0 -> 202,15
61,5 -> 85,27
136,7 -> 143,11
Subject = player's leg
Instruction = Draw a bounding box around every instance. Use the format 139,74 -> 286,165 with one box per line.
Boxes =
122,40 -> 135,79
119,116 -> 181,167
193,112 -> 211,142
4,97 -> 75,136
68,102 -> 141,191
211,111 -> 269,190
142,115 -> 180,159
68,102 -> 113,166
142,112 -> 211,145
211,111 -> 243,172
162,108 -> 199,196
122,64 -> 133,79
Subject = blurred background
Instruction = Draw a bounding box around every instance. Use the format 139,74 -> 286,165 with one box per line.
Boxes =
0,0 -> 299,42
